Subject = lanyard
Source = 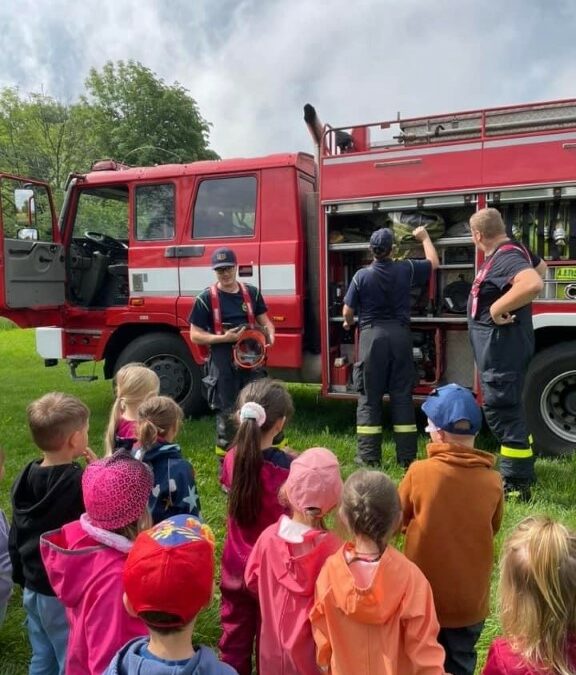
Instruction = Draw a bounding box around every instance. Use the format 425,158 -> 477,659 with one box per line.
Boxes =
209,283 -> 255,335
470,243 -> 531,319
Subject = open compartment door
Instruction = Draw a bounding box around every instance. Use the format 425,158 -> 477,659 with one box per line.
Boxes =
0,174 -> 65,325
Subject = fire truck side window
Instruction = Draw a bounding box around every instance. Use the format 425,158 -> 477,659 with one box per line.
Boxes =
135,184 -> 175,240
193,176 -> 257,239
0,179 -> 53,241
73,187 -> 129,241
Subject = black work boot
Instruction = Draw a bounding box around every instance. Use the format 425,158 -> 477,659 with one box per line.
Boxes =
354,456 -> 381,468
503,480 -> 532,502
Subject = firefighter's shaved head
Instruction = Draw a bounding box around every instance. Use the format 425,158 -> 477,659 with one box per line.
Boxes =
470,208 -> 506,240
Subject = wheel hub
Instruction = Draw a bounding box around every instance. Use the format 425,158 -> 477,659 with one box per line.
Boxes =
540,370 -> 576,443
146,355 -> 191,402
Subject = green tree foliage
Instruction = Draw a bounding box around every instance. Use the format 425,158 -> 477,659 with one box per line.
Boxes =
0,90 -> 97,204
0,61 -> 218,201
83,60 -> 219,166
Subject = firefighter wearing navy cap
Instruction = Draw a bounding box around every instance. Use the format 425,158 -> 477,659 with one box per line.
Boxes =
343,226 -> 439,467
189,247 -> 275,456
468,208 -> 546,500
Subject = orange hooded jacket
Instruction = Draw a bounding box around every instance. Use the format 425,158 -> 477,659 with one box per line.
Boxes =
398,442 -> 503,628
310,543 -> 446,675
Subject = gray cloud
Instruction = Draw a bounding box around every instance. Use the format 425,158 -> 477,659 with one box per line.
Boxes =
0,0 -> 574,158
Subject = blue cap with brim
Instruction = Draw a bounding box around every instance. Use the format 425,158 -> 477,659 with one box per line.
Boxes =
422,383 -> 482,435
211,247 -> 237,269
370,228 -> 394,250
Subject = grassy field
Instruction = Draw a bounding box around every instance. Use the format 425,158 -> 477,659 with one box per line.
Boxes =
1,322 -> 576,674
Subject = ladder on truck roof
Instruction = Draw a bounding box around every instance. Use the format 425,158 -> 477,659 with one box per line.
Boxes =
323,98 -> 576,154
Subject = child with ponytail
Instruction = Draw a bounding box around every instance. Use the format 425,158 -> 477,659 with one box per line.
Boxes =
483,516 -> 576,675
310,469 -> 446,675
245,447 -> 343,675
219,378 -> 295,675
136,395 -> 202,524
104,363 -> 160,455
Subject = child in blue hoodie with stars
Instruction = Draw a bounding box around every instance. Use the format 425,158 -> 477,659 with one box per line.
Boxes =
134,396 -> 201,524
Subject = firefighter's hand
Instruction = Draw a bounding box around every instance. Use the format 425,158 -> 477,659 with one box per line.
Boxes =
490,308 -> 516,325
413,226 -> 430,242
221,326 -> 246,343
343,319 -> 354,331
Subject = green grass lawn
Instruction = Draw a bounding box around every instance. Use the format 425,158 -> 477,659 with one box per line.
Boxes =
1,322 -> 576,674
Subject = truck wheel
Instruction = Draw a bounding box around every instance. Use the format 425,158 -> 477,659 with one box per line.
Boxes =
524,342 -> 576,456
114,332 -> 206,418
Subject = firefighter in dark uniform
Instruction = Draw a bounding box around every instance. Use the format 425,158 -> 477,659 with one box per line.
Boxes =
343,226 -> 439,467
468,208 -> 546,500
189,247 -> 275,456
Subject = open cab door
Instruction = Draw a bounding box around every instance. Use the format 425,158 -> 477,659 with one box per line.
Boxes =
0,174 -> 65,327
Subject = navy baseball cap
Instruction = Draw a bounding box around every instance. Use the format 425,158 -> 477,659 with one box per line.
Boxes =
370,228 -> 394,251
211,247 -> 237,269
422,384 -> 482,435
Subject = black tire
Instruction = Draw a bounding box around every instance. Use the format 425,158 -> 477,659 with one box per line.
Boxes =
524,342 -> 576,456
113,332 -> 206,417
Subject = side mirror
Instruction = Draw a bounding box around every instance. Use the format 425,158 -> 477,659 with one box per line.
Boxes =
15,188 -> 36,227
17,228 -> 39,241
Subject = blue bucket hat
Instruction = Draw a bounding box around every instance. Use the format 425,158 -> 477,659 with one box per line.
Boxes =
422,383 -> 482,435
369,228 -> 394,251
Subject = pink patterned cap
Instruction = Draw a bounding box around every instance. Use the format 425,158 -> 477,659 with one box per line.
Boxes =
82,453 -> 153,531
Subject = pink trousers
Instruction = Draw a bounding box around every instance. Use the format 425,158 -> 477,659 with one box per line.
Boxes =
219,565 -> 260,675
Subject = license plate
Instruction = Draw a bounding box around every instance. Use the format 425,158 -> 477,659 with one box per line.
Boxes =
555,267 -> 576,280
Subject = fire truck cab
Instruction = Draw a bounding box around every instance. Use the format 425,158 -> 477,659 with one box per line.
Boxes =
0,155 -> 319,417
3,97 -> 576,456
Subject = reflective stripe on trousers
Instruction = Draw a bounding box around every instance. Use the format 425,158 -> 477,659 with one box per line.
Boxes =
355,322 -> 418,465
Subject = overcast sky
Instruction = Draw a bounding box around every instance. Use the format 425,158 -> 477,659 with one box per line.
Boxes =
1,0 -> 575,158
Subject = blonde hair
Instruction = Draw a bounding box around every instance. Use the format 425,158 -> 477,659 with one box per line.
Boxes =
137,396 -> 183,452
470,207 -> 506,240
114,510 -> 153,541
340,470 -> 400,554
104,364 -> 160,455
499,516 -> 576,675
27,393 -> 89,453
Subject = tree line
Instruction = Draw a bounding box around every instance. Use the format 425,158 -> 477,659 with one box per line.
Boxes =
0,60 -> 218,205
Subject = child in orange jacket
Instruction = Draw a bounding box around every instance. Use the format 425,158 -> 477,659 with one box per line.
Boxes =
399,383 -> 504,675
310,470 -> 446,675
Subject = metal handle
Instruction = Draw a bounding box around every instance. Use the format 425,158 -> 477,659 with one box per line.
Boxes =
563,143 -> 576,150
374,158 -> 423,168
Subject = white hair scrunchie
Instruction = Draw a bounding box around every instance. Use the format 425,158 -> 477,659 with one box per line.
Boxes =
239,402 -> 267,428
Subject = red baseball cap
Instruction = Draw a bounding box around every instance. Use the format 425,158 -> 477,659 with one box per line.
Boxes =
123,515 -> 215,628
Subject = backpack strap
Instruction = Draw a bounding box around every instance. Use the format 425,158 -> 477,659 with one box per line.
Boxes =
209,283 -> 256,334
209,284 -> 223,335
238,283 -> 256,328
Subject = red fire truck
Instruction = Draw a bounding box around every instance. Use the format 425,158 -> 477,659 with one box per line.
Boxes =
2,98 -> 576,456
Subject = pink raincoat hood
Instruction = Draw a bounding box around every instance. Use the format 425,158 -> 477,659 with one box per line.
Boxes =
41,518 -> 146,675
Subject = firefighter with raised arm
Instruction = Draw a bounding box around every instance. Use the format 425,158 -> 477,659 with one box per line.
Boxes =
468,208 -> 546,500
189,247 -> 275,458
343,226 -> 439,468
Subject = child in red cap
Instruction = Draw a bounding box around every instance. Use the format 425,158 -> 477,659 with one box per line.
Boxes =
41,453 -> 154,675
245,447 -> 343,675
104,514 -> 237,674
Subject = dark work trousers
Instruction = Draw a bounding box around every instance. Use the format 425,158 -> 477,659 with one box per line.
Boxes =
355,321 -> 417,466
203,344 -> 266,455
469,321 -> 536,486
438,621 -> 484,675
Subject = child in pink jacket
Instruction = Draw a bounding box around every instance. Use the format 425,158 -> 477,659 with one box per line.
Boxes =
219,379 -> 295,675
41,453 -> 153,675
483,516 -> 576,675
245,447 -> 343,675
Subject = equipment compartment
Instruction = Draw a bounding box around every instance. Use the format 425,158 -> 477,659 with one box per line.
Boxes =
325,197 -> 476,393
